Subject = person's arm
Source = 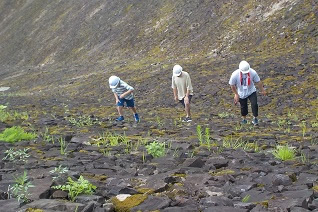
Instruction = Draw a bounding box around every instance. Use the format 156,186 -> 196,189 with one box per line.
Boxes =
173,88 -> 178,102
119,81 -> 134,98
113,92 -> 120,103
119,89 -> 133,99
184,74 -> 193,104
256,81 -> 266,96
230,85 -> 239,105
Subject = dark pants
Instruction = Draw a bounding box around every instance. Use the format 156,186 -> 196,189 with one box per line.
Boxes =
239,92 -> 258,117
179,95 -> 193,108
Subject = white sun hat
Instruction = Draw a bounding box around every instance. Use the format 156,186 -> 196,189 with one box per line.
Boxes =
239,61 -> 251,74
173,65 -> 182,77
109,76 -> 120,88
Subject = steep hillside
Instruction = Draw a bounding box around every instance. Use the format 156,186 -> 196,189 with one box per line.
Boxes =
0,0 -> 317,112
0,1 -> 318,212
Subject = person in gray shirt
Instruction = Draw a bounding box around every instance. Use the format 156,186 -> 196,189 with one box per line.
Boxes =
229,61 -> 266,125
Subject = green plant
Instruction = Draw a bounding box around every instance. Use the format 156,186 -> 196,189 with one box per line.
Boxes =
42,127 -> 55,144
311,122 -> 318,128
299,152 -> 309,163
197,125 -> 203,145
156,116 -> 163,128
301,121 -> 307,137
242,194 -> 250,203
272,145 -> 295,161
205,127 -> 210,147
66,115 -> 99,127
0,106 -> 29,122
52,176 -> 96,201
218,112 -> 230,119
49,165 -> 69,181
146,141 -> 165,158
3,148 -> 30,162
0,126 -> 36,143
58,137 -> 68,155
10,171 -> 34,203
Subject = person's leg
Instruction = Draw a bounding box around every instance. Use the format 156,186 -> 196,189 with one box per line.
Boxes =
127,98 -> 140,122
248,92 -> 258,118
116,98 -> 125,121
185,95 -> 192,118
239,97 -> 248,121
117,106 -> 124,116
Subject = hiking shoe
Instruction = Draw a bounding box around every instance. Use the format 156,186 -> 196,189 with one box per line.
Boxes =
134,113 -> 140,123
182,117 -> 192,122
252,117 -> 259,126
241,119 -> 247,124
115,116 -> 124,121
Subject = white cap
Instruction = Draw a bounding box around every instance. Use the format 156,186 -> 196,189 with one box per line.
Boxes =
239,61 -> 251,74
173,65 -> 182,77
109,76 -> 120,88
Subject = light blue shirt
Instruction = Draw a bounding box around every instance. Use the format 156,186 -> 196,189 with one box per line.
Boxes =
111,80 -> 134,100
229,69 -> 260,99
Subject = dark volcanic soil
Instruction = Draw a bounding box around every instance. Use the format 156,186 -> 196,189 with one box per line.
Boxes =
0,0 -> 317,211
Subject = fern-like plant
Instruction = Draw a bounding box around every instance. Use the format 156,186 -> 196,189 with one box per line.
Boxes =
0,126 -> 36,143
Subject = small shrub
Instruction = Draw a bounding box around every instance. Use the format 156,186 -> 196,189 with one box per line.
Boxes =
49,165 -> 69,181
52,176 -> 96,201
10,171 -> 34,203
2,148 -> 30,162
272,145 -> 295,161
146,141 -> 165,158
0,126 -> 36,143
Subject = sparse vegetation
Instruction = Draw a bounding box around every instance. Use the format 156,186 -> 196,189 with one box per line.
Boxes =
2,148 -> 30,162
146,141 -> 165,158
52,176 -> 96,201
0,126 -> 36,143
272,145 -> 295,161
10,171 -> 34,203
49,165 -> 69,181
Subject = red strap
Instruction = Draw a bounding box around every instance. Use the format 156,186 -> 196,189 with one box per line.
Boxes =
240,72 -> 251,86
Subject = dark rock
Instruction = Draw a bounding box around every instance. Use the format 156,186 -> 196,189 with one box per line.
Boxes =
81,201 -> 95,212
181,158 -> 205,168
161,204 -> 199,212
52,190 -> 68,199
75,195 -> 105,204
102,203 -> 115,212
203,206 -> 248,212
234,202 -> 257,210
21,199 -> 85,211
199,196 -> 233,207
272,174 -> 293,186
0,199 -> 20,212
131,196 -> 171,212
290,206 -> 311,211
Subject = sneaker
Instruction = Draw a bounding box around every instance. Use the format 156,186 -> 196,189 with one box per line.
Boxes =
182,117 -> 192,122
134,113 -> 140,123
115,116 -> 124,121
241,119 -> 247,124
252,117 -> 259,126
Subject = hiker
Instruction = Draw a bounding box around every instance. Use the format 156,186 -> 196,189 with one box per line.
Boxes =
171,64 -> 193,122
109,76 -> 140,122
229,61 -> 266,125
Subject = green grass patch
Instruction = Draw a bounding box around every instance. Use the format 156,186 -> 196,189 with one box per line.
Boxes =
0,126 -> 36,143
272,145 -> 296,161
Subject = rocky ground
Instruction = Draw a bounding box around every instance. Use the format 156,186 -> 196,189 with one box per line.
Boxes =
0,88 -> 317,212
0,0 -> 317,211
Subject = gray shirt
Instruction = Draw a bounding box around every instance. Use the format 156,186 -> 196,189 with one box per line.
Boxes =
111,80 -> 134,100
229,68 -> 260,99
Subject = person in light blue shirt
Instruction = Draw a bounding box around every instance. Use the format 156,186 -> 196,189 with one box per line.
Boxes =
229,61 -> 266,125
109,76 -> 140,122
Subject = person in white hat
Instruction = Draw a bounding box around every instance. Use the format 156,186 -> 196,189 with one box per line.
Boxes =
109,76 -> 140,122
171,65 -> 193,122
229,61 -> 266,125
